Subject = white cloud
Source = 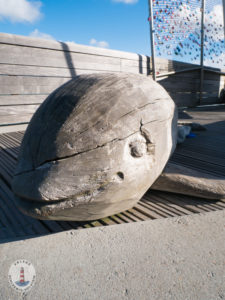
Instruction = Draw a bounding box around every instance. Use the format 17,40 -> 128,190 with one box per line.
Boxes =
29,29 -> 54,40
173,4 -> 224,42
113,0 -> 138,3
204,52 -> 225,68
172,4 -> 224,66
204,5 -> 224,42
0,0 -> 42,23
65,41 -> 77,45
90,38 -> 109,48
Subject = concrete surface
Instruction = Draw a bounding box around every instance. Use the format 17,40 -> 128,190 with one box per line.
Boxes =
0,210 -> 225,300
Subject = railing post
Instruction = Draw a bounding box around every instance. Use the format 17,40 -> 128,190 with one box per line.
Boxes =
200,0 -> 205,105
223,0 -> 225,39
148,0 -> 156,81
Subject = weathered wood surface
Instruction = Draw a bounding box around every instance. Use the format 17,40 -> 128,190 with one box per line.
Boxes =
152,105 -> 225,199
1,107 -> 225,241
156,66 -> 225,107
152,162 -> 225,199
0,32 -> 224,133
12,73 -> 177,221
0,95 -> 47,106
0,114 -> 33,125
0,33 -> 150,132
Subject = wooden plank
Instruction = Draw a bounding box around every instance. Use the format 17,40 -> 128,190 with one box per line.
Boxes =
157,71 -> 224,83
120,57 -> 150,68
0,137 -> 19,156
126,207 -> 149,221
0,149 -> 17,169
0,105 -> 39,116
0,166 -> 13,184
120,65 -> 149,75
113,213 -> 132,223
40,220 -> 64,233
0,64 -> 120,78
0,206 -> 17,238
2,133 -> 22,148
202,97 -> 222,104
0,44 -> 121,69
203,78 -> 225,86
166,92 -> 219,106
0,124 -> 28,134
4,132 -> 24,144
107,215 -> 125,224
134,203 -> 161,219
0,75 -> 70,94
217,201 -> 225,208
158,72 -> 200,80
0,32 -> 148,61
204,71 -> 225,81
0,95 -> 47,105
203,86 -> 224,94
14,131 -> 25,139
120,211 -> 139,222
202,203 -> 223,211
66,221 -> 84,229
143,195 -> 187,217
154,57 -> 195,69
158,81 -> 200,93
154,192 -> 212,214
160,78 -> 224,92
0,227 -> 8,239
0,178 -> 40,235
0,140 -> 19,159
0,64 -> 76,78
141,199 -> 178,218
171,153 -> 225,177
0,156 -> 16,179
0,155 -> 14,180
146,192 -> 191,215
0,62 -> 148,77
0,133 -> 19,148
0,189 -> 27,236
168,93 -> 198,107
0,114 -> 32,125
174,148 -> 225,167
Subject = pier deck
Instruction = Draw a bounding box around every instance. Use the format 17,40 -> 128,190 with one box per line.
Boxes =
0,105 -> 225,242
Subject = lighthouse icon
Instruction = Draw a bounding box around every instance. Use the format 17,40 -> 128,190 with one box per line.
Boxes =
20,267 -> 25,283
9,259 -> 36,292
15,266 -> 30,287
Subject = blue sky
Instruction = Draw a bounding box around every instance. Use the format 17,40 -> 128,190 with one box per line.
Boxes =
0,0 -> 151,55
0,0 -> 224,68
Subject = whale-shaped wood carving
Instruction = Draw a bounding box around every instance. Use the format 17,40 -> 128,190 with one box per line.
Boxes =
12,73 -> 177,220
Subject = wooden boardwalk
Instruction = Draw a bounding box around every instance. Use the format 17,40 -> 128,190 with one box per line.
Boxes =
0,105 -> 225,242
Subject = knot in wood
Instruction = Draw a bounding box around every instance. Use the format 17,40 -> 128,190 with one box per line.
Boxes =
129,141 -> 146,158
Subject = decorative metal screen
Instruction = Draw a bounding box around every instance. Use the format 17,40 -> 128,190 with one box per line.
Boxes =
152,0 -> 202,65
204,0 -> 224,68
149,0 -> 225,72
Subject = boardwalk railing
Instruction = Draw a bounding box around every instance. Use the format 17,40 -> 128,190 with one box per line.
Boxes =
0,33 -> 224,133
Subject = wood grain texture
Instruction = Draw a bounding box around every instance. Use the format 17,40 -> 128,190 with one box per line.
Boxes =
0,95 -> 47,105
0,105 -> 39,116
0,33 -> 223,133
0,114 -> 32,125
0,32 -> 148,61
12,73 -> 177,220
